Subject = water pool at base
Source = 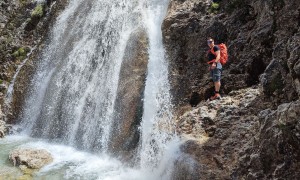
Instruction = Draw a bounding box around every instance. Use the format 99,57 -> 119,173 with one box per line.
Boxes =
0,135 -> 179,180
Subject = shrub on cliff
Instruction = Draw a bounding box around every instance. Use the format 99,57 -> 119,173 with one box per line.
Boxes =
209,2 -> 220,14
31,4 -> 44,18
25,4 -> 45,31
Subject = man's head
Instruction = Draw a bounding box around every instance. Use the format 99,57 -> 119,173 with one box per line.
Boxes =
207,37 -> 214,48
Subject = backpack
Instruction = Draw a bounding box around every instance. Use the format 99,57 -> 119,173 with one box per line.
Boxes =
211,43 -> 228,65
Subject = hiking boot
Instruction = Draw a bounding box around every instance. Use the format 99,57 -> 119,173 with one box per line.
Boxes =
210,93 -> 221,101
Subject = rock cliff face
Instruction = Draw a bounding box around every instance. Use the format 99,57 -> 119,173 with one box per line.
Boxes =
0,0 -> 69,130
163,0 -> 300,109
163,0 -> 300,179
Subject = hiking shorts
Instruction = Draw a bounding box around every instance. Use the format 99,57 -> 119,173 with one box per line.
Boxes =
210,68 -> 222,82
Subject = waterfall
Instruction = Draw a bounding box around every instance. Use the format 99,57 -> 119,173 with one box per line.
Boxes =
19,0 -> 141,151
139,0 -> 179,175
9,0 -> 180,179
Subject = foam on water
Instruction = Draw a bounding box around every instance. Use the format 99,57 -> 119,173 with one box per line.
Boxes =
1,135 -> 180,180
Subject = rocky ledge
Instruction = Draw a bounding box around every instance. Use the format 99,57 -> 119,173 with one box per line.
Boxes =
173,87 -> 261,179
172,87 -> 300,179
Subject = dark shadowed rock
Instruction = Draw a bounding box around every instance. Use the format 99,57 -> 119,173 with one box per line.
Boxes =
260,59 -> 285,96
172,141 -> 215,180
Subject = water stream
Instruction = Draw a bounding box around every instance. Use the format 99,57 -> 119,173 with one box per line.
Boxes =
1,0 -> 180,179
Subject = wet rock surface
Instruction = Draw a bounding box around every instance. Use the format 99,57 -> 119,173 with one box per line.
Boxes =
9,148 -> 53,169
109,29 -> 149,161
0,105 -> 8,138
0,0 -> 69,133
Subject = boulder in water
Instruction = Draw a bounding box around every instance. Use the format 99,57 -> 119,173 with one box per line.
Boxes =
9,148 -> 53,169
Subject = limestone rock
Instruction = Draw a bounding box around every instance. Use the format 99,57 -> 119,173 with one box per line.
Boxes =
108,28 -> 149,160
176,87 -> 259,138
0,120 -> 7,138
9,148 -> 53,169
233,100 -> 300,179
260,59 -> 285,96
174,87 -> 266,179
0,105 -> 8,138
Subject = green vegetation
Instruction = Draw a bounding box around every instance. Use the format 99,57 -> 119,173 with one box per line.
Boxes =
19,0 -> 30,6
31,4 -> 44,18
0,79 -> 3,84
209,2 -> 220,14
12,47 -> 28,60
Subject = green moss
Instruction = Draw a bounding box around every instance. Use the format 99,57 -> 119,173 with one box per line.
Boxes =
19,0 -> 30,6
12,47 -> 27,58
0,79 -> 3,84
212,3 -> 220,10
209,2 -> 220,14
31,4 -> 44,18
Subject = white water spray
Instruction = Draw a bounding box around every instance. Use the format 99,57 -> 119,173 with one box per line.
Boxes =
140,0 -> 179,175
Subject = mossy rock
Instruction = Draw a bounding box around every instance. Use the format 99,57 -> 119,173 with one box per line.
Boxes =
31,4 -> 44,18
12,47 -> 30,61
12,47 -> 27,57
25,4 -> 45,31
209,2 -> 220,14
19,0 -> 30,6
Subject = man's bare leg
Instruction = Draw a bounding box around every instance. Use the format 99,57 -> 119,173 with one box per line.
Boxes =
214,81 -> 221,93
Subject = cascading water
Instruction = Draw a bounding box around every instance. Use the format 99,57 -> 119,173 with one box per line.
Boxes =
2,0 -> 181,179
20,0 -> 140,151
139,0 -> 179,176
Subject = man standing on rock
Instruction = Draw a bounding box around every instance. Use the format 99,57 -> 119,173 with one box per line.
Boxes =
207,37 -> 222,100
